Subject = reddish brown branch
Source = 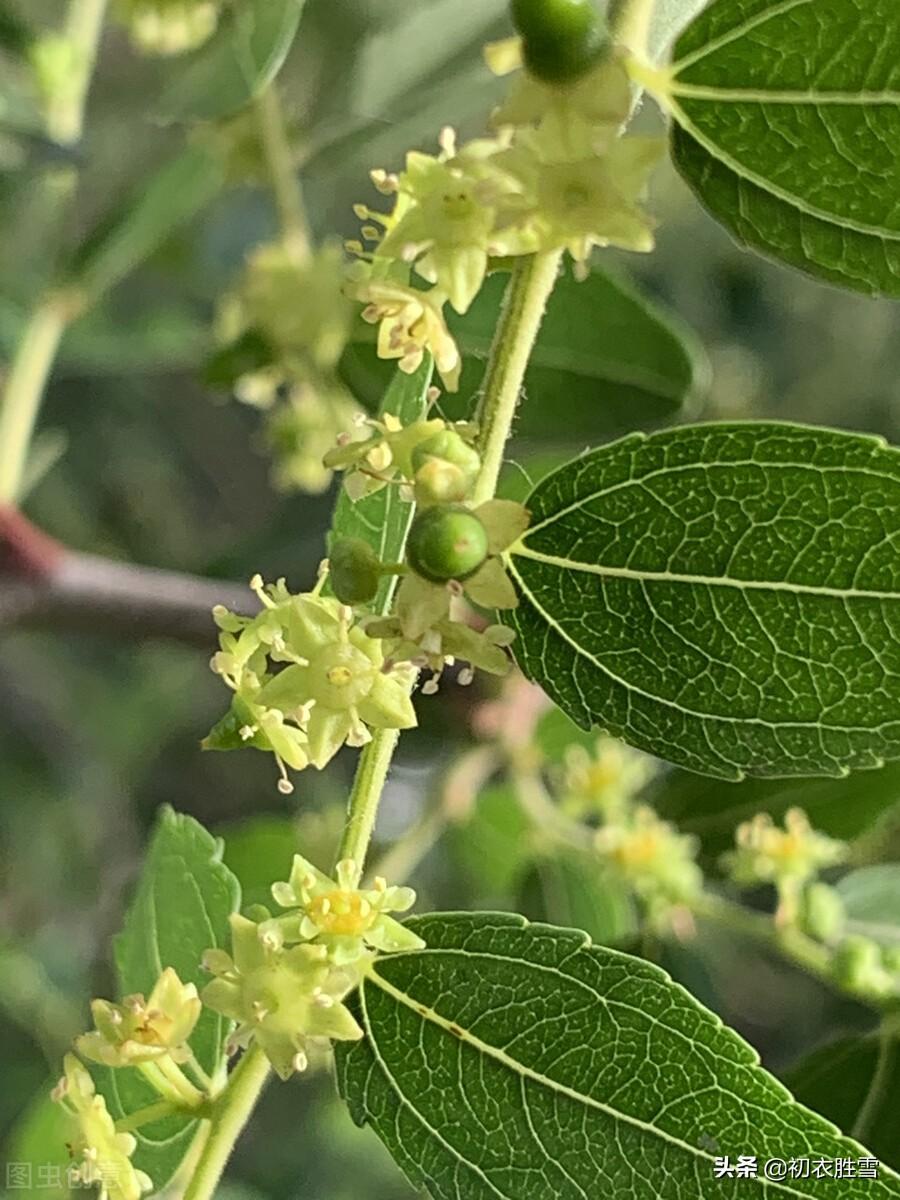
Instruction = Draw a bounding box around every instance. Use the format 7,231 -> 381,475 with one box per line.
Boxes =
0,505 -> 259,647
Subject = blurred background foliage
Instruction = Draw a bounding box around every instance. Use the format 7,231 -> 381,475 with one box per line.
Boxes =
1,1 -> 899,1197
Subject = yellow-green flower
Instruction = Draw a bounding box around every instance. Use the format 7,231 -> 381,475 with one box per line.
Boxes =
264,382 -> 362,495
53,1055 -> 153,1200
345,265 -> 462,391
264,855 -> 425,965
560,736 -> 655,821
201,914 -> 362,1079
234,239 -> 352,370
114,0 -> 219,55
373,130 -> 525,314
324,411 -> 448,501
487,41 -> 632,141
723,808 -> 847,889
204,579 -> 417,784
497,123 -> 664,264
76,969 -> 201,1068
595,806 -> 701,908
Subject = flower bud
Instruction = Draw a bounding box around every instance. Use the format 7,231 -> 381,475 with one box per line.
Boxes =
412,430 -> 481,504
796,882 -> 844,943
329,537 -> 382,605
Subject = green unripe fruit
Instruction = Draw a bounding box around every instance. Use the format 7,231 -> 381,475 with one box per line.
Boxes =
406,504 -> 489,583
797,882 -> 844,943
412,430 -> 481,505
329,537 -> 381,604
510,0 -> 608,84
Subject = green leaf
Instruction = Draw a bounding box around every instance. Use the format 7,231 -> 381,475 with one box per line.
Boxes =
328,358 -> 434,615
157,0 -> 304,124
95,806 -> 241,1192
337,911 -> 899,1199
837,865 -> 900,946
343,265 -> 706,438
63,146 -> 225,303
785,1034 -> 900,1172
451,783 -> 533,899
651,767 -> 900,862
221,814 -> 299,911
507,422 -> 900,780
519,852 -> 638,944
667,0 -> 900,295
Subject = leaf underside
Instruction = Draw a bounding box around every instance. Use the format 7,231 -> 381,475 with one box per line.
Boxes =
668,0 -> 900,296
507,422 -> 900,780
337,911 -> 899,1200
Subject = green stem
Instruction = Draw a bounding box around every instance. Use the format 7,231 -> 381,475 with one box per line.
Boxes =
336,253 -> 563,885
0,0 -> 107,503
0,295 -> 73,502
692,893 -> 897,1008
255,81 -> 309,254
852,1016 -> 900,1144
182,1045 -> 271,1200
336,728 -> 401,887
611,0 -> 656,58
472,251 -> 562,506
115,1100 -> 178,1134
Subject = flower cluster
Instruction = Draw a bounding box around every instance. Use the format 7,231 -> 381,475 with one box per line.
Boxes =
346,36 -> 662,380
202,856 -> 423,1077
53,1056 -> 153,1200
212,239 -> 360,493
113,0 -> 219,55
204,576 -> 416,789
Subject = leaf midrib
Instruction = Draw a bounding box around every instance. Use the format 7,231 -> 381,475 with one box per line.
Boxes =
362,953 -> 823,1200
510,544 -> 900,602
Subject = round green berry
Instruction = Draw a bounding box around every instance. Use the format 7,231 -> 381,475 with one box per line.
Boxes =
510,0 -> 608,84
329,537 -> 381,605
406,504 -> 489,583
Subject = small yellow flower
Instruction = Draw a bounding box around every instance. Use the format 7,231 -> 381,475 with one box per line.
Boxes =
115,0 -> 219,56
596,806 -> 701,907
561,736 -> 655,821
372,129 -> 524,314
265,855 -> 425,965
724,808 -> 847,888
76,968 -> 201,1068
496,124 -> 664,265
53,1055 -> 153,1200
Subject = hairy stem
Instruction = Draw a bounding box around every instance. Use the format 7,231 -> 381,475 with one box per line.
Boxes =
182,1045 -> 271,1200
472,251 -> 562,506
255,81 -> 309,254
0,0 -> 107,502
336,728 -> 401,887
335,254 -> 562,885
